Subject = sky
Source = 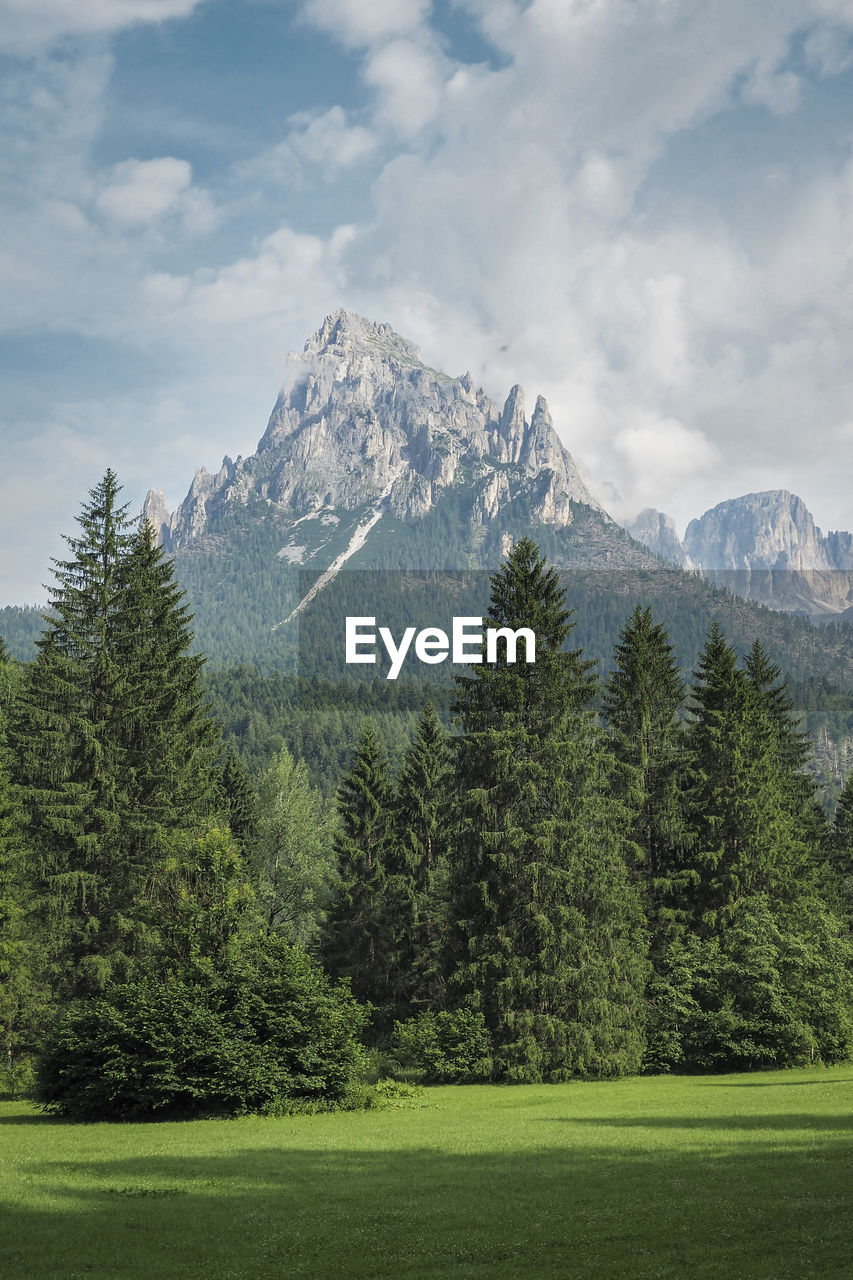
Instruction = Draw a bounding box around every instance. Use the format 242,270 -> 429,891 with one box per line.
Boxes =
3,0 -> 853,603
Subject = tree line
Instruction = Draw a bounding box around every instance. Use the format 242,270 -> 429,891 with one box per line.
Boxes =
1,473 -> 852,1116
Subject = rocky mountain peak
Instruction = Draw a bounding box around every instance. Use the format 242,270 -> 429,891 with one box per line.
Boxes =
624,490 -> 853,618
626,508 -> 691,568
147,312 -> 605,550
683,490 -> 831,572
309,308 -> 424,366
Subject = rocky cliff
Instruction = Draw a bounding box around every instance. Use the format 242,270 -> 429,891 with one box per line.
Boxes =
628,491 -> 853,618
145,310 -> 603,550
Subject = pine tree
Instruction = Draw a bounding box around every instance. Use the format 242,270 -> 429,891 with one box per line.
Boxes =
603,606 -> 690,947
116,517 -> 221,839
219,748 -> 259,850
448,538 -> 647,1082
744,639 -> 827,857
321,721 -> 394,1022
0,641 -> 47,1081
684,625 -> 792,926
389,702 -> 452,1016
12,472 -> 221,1000
651,623 -> 853,1070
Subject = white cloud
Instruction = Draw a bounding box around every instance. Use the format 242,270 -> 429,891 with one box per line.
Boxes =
613,415 -> 720,508
804,22 -> 853,75
289,107 -> 376,170
0,0 -> 204,53
741,53 -> 802,116
298,0 -> 431,49
8,0 -> 853,603
94,0 -> 853,540
364,39 -> 447,138
96,157 -> 193,225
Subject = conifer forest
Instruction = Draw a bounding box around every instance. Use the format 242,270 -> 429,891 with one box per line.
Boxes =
2,473 -> 853,1119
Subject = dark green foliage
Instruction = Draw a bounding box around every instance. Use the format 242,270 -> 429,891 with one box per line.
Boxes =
603,606 -> 691,946
204,666 -> 450,795
640,621 -> 853,1072
0,608 -> 45,661
12,474 -> 221,1000
37,934 -> 368,1119
647,896 -> 853,1071
388,703 -> 453,1015
0,647 -> 48,1081
0,760 -> 49,1082
826,770 -> 853,930
218,747 -> 259,849
392,1008 -> 492,1083
154,826 -> 255,971
744,640 -> 827,853
448,538 -> 648,1082
322,722 -> 394,1022
683,624 -> 809,927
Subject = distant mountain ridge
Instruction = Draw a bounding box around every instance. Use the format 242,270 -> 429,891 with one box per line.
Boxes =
141,312 -> 853,649
2,312 -> 851,676
627,491 -> 853,619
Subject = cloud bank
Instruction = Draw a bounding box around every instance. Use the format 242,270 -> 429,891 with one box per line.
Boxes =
3,0 -> 853,598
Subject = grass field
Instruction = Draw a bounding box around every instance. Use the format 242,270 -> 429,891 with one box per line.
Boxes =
2,1068 -> 852,1279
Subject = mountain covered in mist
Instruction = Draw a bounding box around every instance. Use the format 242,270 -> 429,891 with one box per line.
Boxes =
628,491 -> 853,620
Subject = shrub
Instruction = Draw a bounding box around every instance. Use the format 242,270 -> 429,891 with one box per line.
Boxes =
392,1008 -> 492,1083
37,936 -> 368,1119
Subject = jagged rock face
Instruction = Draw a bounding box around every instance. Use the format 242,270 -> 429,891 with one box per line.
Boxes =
626,491 -> 853,618
626,509 -> 692,568
145,310 -> 603,548
683,491 -> 835,572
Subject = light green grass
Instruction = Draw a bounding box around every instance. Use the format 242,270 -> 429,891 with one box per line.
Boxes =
2,1068 -> 852,1279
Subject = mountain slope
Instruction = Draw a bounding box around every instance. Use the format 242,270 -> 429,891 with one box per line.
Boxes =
143,311 -> 657,667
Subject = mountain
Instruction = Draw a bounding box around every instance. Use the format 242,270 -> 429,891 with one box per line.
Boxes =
143,310 -> 657,668
625,509 -> 692,569
147,309 -> 609,549
629,491 -> 853,620
4,309 -> 853,706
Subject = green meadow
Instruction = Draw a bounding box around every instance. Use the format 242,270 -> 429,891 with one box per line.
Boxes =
2,1069 -> 852,1280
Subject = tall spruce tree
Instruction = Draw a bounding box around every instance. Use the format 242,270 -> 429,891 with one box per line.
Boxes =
322,720 -> 394,1023
219,747 -> 259,851
13,472 -> 220,1000
0,642 -> 46,1078
744,639 -> 827,857
448,538 -> 647,1082
683,623 -> 809,928
603,606 -> 690,947
388,702 -> 452,1017
649,626 -> 853,1071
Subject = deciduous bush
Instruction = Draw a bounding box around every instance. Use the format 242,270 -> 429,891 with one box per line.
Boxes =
392,1008 -> 492,1083
37,936 -> 368,1119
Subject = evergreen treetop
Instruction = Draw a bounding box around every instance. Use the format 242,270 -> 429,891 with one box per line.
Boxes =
603,605 -> 691,947
449,538 -> 647,1081
13,472 -> 221,999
